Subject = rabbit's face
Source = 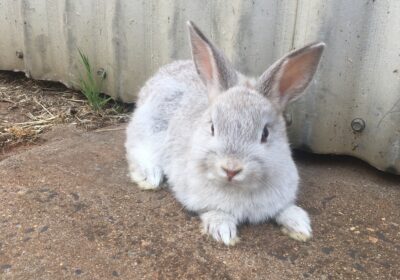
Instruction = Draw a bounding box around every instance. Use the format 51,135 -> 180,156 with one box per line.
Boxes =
186,21 -> 324,188
191,87 -> 288,188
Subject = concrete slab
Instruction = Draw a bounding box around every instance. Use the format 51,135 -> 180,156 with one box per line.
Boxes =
0,126 -> 399,279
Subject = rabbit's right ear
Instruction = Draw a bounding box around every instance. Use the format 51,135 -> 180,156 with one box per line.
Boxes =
256,42 -> 325,111
187,21 -> 237,100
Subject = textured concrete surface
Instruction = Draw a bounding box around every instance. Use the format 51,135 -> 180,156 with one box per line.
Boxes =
0,125 -> 399,280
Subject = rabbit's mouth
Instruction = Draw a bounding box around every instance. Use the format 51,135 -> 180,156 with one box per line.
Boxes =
215,167 -> 246,183
216,157 -> 247,181
198,160 -> 267,190
202,158 -> 248,185
193,153 -> 258,186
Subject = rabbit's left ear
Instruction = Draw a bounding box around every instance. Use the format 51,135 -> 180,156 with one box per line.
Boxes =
187,21 -> 237,100
256,42 -> 325,110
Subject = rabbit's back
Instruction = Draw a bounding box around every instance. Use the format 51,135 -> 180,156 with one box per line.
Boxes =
137,60 -> 203,106
134,60 -> 207,132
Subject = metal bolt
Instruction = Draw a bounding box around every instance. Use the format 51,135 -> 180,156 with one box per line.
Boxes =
16,50 -> 24,59
97,68 -> 106,79
284,112 -> 292,126
351,118 -> 365,132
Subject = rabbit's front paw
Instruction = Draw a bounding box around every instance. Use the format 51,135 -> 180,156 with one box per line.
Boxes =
275,205 -> 312,242
200,211 -> 239,246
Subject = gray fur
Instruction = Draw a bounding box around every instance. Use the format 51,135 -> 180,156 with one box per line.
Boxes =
125,22 -> 325,245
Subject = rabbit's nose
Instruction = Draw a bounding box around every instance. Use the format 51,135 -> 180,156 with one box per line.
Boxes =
222,167 -> 242,181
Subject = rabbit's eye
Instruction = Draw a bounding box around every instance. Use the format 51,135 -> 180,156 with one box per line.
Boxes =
261,125 -> 269,143
211,123 -> 214,136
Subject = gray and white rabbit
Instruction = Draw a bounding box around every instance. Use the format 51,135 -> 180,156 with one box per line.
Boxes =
125,21 -> 325,245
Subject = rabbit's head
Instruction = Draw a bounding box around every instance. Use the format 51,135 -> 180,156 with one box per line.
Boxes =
187,21 -> 324,188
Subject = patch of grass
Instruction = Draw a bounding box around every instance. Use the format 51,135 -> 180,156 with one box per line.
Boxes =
78,49 -> 111,111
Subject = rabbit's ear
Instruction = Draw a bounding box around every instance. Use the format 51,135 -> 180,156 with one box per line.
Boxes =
256,42 -> 325,110
187,21 -> 237,100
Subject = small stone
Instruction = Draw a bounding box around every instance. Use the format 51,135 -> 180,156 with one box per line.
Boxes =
381,217 -> 386,221
112,271 -> 119,277
17,189 -> 27,195
71,193 -> 79,201
0,264 -> 12,271
75,269 -> 82,275
321,247 -> 334,254
354,231 -> 360,234
40,226 -> 49,233
24,228 -> 34,233
350,227 -> 356,231
376,231 -> 388,241
141,240 -> 151,247
353,263 -> 365,271
127,251 -> 136,257
348,249 -> 358,259
366,228 -> 375,232
368,236 -> 378,244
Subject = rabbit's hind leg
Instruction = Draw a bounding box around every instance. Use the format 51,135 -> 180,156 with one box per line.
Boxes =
126,140 -> 164,190
125,113 -> 165,190
125,83 -> 179,190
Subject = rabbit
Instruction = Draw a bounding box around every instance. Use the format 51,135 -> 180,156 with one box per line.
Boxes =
125,21 -> 325,245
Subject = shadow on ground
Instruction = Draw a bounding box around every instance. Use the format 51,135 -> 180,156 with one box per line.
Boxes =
0,126 -> 399,279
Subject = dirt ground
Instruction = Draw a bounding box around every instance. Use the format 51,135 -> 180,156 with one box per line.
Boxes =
0,71 -> 131,160
0,72 -> 399,279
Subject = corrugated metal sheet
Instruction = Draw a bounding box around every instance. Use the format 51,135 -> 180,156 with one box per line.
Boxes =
0,0 -> 399,174
287,0 -> 400,175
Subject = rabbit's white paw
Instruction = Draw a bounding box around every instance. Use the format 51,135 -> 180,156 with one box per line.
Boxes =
201,211 -> 239,246
275,205 -> 312,242
129,167 -> 163,190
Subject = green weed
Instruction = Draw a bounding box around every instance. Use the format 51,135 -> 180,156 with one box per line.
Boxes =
78,49 -> 111,111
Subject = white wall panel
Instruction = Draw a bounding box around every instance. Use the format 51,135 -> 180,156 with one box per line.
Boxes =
0,0 -> 398,174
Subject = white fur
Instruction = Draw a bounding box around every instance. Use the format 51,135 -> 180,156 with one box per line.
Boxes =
201,210 -> 239,245
276,205 -> 312,241
125,61 -> 305,245
125,23 -> 324,245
